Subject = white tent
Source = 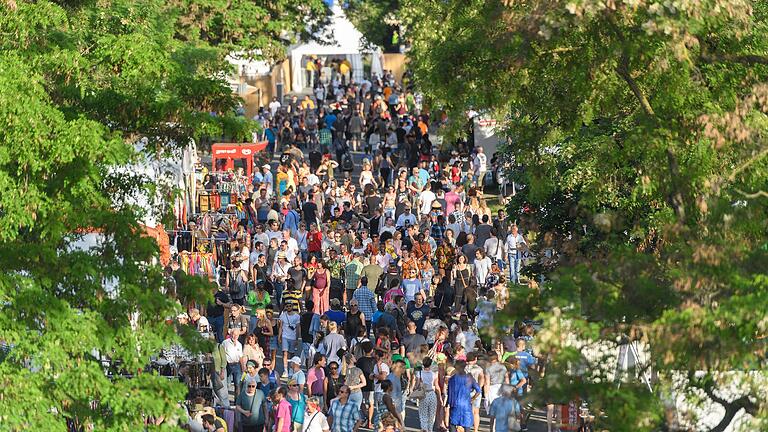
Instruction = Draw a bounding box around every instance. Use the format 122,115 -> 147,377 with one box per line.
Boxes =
290,4 -> 383,91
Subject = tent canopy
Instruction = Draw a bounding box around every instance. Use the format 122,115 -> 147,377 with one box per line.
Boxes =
290,4 -> 383,90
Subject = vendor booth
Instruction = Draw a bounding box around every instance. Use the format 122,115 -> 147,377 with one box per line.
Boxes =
290,3 -> 383,90
211,142 -> 268,178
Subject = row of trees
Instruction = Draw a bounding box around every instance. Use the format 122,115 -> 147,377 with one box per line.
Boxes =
0,0 -> 326,430
404,0 -> 767,430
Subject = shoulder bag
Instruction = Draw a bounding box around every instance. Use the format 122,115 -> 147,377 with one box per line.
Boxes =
410,371 -> 426,400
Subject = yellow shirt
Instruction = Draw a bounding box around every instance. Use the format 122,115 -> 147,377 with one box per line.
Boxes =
306,61 -> 316,71
301,99 -> 315,110
339,62 -> 350,74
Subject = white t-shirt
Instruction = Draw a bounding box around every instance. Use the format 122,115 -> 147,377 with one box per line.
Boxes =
419,190 -> 436,215
223,338 -> 243,364
269,101 -> 281,117
373,362 -> 390,393
285,237 -> 299,257
302,411 -> 330,432
279,311 -> 301,340
457,330 -> 479,353
484,237 -> 505,260
473,153 -> 487,173
505,233 -> 526,252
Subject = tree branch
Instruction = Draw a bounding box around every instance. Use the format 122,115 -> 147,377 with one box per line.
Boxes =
692,373 -> 760,432
734,188 -> 768,199
700,51 -> 768,66
615,54 -> 655,117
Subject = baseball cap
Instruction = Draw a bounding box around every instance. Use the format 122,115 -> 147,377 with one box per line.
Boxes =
288,356 -> 301,365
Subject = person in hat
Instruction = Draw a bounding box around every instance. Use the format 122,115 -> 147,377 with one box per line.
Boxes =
261,164 -> 274,191
286,378 -> 308,431
279,303 -> 301,379
272,251 -> 290,306
287,356 -> 306,393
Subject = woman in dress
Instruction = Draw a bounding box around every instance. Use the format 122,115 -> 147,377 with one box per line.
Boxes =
451,254 -> 472,314
256,310 -> 275,367
311,260 -> 331,315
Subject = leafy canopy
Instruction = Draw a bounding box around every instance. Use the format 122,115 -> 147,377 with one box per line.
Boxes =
0,0 -> 326,430
405,0 -> 768,430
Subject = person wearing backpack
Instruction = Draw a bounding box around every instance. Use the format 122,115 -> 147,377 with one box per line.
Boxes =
489,384 -> 521,432
507,358 -> 529,431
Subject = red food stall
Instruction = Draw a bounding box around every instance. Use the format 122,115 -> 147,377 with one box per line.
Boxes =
211,142 -> 268,178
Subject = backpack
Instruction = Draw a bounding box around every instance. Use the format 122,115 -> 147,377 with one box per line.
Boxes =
341,153 -> 354,171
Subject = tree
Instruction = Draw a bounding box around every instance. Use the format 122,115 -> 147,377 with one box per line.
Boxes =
0,0 -> 326,430
404,0 -> 768,430
346,0 -> 402,52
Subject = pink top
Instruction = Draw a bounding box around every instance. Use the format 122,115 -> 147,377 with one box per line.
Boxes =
307,366 -> 326,396
274,399 -> 292,432
445,191 -> 462,214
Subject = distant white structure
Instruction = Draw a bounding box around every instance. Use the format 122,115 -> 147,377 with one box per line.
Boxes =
289,3 -> 383,90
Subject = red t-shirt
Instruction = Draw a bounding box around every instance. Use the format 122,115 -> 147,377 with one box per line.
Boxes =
308,231 -> 323,252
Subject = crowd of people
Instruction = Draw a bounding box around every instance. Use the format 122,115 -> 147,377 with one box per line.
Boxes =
173,69 -> 558,432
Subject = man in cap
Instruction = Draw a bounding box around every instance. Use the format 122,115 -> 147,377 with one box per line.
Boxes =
260,163 -> 273,192
287,356 -> 306,393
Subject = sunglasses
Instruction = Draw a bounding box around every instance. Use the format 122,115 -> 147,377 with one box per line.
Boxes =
330,366 -> 338,370
248,385 -> 256,388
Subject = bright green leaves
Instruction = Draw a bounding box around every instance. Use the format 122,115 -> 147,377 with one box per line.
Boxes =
405,0 -> 768,429
0,0 -> 326,430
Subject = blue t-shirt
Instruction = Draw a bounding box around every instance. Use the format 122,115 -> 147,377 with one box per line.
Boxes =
325,113 -> 337,130
265,128 -> 277,144
400,278 -> 422,303
287,393 -> 306,424
325,309 -> 346,327
489,397 -> 519,432
418,168 -> 430,185
511,350 -> 536,376
509,369 -> 526,397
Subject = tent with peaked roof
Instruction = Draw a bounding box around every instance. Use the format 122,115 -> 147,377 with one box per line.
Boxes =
290,4 -> 383,91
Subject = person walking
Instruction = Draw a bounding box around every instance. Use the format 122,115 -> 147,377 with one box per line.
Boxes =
302,397 -> 330,432
235,378 -> 268,432
328,385 -> 363,432
489,385 -> 521,432
446,360 -> 481,432
416,357 -> 440,432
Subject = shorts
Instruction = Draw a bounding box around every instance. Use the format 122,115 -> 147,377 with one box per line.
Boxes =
472,394 -> 482,409
362,391 -> 375,406
282,337 -> 299,353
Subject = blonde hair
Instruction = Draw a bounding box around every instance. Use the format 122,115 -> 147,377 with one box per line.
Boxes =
328,321 -> 338,332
